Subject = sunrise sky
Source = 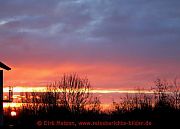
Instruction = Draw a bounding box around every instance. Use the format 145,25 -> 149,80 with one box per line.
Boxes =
1,0 -> 180,90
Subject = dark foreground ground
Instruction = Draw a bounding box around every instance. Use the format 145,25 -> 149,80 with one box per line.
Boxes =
3,111 -> 180,129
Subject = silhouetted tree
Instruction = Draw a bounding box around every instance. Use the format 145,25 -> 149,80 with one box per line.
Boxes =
152,78 -> 173,110
48,73 -> 92,114
88,97 -> 101,113
171,78 -> 180,109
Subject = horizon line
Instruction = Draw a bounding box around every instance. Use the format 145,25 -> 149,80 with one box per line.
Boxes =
3,86 -> 154,94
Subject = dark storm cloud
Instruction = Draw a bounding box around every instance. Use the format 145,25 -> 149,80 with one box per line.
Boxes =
1,0 -> 180,65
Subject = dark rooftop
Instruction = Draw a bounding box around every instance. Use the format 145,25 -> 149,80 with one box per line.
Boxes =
0,62 -> 11,70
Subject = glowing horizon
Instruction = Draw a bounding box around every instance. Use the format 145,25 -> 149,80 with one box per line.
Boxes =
3,86 -> 154,94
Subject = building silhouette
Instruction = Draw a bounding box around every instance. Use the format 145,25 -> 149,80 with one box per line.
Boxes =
0,62 -> 11,127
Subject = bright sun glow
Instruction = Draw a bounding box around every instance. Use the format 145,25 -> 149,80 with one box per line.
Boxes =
11,111 -> 17,117
3,103 -> 22,108
3,86 -> 155,109
3,86 -> 153,94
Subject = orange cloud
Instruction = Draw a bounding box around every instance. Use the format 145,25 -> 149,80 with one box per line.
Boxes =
4,62 -> 140,89
4,61 -> 180,89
